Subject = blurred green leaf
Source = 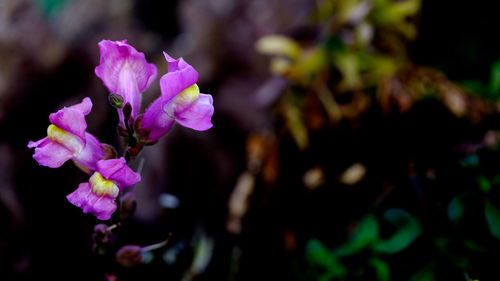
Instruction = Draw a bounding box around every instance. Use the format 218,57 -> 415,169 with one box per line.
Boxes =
374,209 -> 421,254
489,59 -> 500,95
306,239 -> 347,278
492,174 -> 500,185
461,80 -> 485,95
485,201 -> 500,240
448,196 -> 465,223
294,47 -> 326,77
334,215 -> 379,257
372,0 -> 420,25
283,101 -> 308,149
369,258 -> 390,281
324,36 -> 345,53
333,51 -> 361,90
477,175 -> 491,193
360,53 -> 398,80
463,240 -> 484,252
409,264 -> 435,281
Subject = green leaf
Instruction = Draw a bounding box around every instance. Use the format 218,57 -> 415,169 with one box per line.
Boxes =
374,209 -> 421,254
283,101 -> 308,150
463,240 -> 484,252
448,196 -> 465,223
372,0 -> 420,25
461,80 -> 485,95
306,239 -> 347,278
409,264 -> 435,281
477,175 -> 491,193
490,59 -> 500,95
369,258 -> 390,281
334,215 -> 379,257
485,201 -> 500,239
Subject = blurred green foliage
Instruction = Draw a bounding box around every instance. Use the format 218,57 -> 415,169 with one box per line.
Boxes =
305,209 -> 421,280
253,0 -> 500,280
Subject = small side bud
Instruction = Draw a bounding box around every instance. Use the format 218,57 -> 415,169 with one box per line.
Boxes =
116,245 -> 142,267
109,94 -> 124,109
123,103 -> 132,123
93,224 -> 113,244
92,223 -> 117,254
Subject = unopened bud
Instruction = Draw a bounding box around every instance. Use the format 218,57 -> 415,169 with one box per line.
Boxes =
108,94 -> 124,108
93,224 -> 113,244
92,223 -> 117,254
116,245 -> 142,267
123,103 -> 132,123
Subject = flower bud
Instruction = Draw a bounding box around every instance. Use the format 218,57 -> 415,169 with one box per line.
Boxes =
93,224 -> 113,244
108,94 -> 124,108
123,103 -> 132,123
116,245 -> 142,267
92,223 -> 117,254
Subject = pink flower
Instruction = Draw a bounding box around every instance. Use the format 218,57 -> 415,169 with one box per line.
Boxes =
139,52 -> 214,142
28,97 -> 106,173
95,40 -> 158,126
67,157 -> 141,220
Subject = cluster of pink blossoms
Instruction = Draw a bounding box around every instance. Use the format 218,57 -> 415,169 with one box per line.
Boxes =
28,40 -> 214,220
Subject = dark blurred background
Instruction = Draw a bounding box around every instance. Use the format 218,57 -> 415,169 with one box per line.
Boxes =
2,0 -> 500,280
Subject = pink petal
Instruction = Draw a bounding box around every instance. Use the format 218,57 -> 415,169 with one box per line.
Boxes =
49,108 -> 87,140
29,137 -> 74,168
175,93 -> 214,131
95,40 -> 157,93
28,137 -> 50,149
139,96 -> 175,142
96,158 -> 141,189
160,52 -> 199,103
68,97 -> 93,115
73,133 -> 106,173
117,66 -> 141,121
67,183 -> 117,220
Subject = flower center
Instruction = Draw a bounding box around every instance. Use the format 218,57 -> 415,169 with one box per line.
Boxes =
89,172 -> 119,197
47,124 -> 84,155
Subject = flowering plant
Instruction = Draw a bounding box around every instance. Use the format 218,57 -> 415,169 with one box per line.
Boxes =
28,40 -> 214,275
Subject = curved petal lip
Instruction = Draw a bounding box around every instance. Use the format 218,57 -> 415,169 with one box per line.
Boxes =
160,52 -> 199,103
31,139 -> 74,168
67,182 -> 117,220
96,158 -> 141,189
174,93 -> 214,131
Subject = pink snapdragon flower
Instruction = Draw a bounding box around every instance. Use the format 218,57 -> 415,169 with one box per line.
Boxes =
139,52 -> 214,141
28,97 -> 106,173
95,40 -> 157,126
67,157 -> 141,220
